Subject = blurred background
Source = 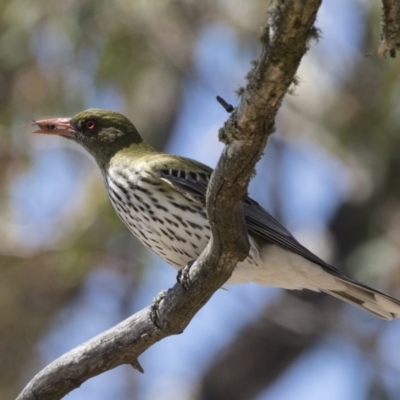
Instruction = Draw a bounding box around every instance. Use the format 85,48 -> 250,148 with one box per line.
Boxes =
1,0 -> 400,399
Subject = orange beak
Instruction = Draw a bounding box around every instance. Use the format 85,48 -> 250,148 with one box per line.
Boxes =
32,118 -> 75,138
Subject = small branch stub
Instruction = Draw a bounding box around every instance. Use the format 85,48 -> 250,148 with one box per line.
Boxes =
216,96 -> 234,113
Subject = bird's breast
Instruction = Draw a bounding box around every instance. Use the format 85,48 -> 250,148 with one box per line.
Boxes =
105,167 -> 212,268
104,166 -> 262,284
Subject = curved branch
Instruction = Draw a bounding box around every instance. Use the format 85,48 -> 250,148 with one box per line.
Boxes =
17,1 -> 322,399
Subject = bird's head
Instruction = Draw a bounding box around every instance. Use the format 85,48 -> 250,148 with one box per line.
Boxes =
33,108 -> 143,167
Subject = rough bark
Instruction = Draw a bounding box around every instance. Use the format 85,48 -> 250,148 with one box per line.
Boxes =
379,0 -> 400,57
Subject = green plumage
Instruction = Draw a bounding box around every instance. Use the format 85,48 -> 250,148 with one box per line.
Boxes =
33,108 -> 400,320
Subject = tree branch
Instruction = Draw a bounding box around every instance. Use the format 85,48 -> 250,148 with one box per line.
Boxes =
379,0 -> 400,57
17,1 -> 322,399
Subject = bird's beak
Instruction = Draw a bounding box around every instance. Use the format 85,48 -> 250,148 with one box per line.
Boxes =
32,118 -> 76,138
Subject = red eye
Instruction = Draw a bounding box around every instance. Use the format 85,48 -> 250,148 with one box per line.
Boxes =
86,120 -> 95,130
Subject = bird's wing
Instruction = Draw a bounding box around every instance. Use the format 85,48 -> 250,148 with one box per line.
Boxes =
154,163 -> 342,276
152,162 -> 211,205
153,161 -> 400,315
243,197 -> 342,275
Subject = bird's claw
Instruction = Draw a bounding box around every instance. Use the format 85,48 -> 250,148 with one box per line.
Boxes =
177,259 -> 196,290
150,289 -> 169,329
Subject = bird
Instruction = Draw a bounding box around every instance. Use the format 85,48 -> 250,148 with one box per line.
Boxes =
33,108 -> 400,320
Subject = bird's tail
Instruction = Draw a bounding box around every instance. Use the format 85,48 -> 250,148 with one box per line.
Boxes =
323,277 -> 400,320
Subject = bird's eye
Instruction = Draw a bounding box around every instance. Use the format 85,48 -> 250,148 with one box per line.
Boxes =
86,120 -> 95,130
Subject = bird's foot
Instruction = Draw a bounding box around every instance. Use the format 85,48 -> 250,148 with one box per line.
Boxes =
177,259 -> 196,290
150,289 -> 170,330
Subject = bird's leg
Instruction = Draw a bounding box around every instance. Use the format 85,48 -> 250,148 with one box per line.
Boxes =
150,289 -> 170,329
177,259 -> 196,290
